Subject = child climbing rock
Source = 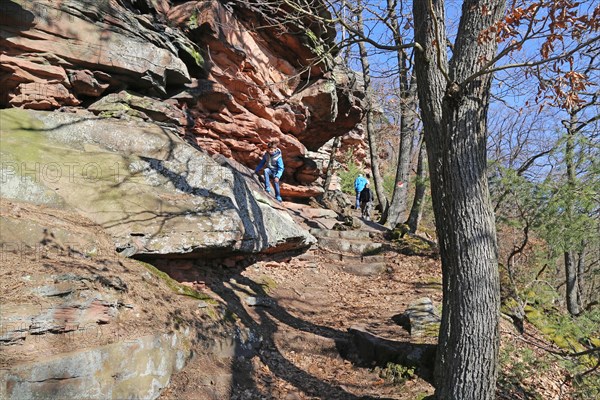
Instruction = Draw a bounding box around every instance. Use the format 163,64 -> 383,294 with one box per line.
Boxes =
255,140 -> 284,202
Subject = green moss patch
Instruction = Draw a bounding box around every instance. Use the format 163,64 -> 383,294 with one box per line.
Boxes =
524,302 -> 599,371
137,260 -> 215,301
391,234 -> 438,257
256,275 -> 278,294
375,362 -> 415,385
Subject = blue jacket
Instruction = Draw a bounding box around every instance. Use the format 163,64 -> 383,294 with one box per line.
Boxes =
354,175 -> 368,192
255,149 -> 284,179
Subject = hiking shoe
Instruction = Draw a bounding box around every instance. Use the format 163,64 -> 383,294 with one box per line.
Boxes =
276,196 -> 282,202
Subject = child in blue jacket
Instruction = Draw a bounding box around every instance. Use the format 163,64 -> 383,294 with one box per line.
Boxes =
255,140 -> 284,202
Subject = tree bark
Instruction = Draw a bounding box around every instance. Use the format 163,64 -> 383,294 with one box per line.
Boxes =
577,241 -> 586,308
565,250 -> 581,315
386,69 -> 418,228
407,138 -> 426,233
564,112 -> 581,316
383,0 -> 417,228
323,136 -> 341,193
355,0 -> 389,220
413,1 -> 504,399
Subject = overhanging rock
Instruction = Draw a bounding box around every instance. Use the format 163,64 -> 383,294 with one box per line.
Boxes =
0,109 -> 315,257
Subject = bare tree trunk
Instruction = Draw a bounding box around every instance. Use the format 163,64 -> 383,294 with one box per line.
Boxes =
355,0 -> 389,220
407,138 -> 426,233
413,1 -> 504,399
323,8 -> 348,198
565,250 -> 581,315
323,136 -> 341,193
564,112 -> 581,316
381,0 -> 417,227
577,241 -> 586,308
386,69 -> 418,228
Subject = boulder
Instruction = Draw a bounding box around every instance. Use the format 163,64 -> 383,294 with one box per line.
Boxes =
89,91 -> 187,126
1,0 -> 191,107
279,183 -> 325,199
320,189 -> 352,215
393,297 -> 441,337
67,69 -> 110,97
349,325 -> 436,374
0,108 -> 315,257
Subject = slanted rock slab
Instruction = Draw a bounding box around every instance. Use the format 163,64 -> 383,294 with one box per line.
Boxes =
0,109 -> 315,257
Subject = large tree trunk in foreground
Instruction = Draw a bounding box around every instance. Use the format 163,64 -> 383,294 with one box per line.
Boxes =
413,1 -> 504,399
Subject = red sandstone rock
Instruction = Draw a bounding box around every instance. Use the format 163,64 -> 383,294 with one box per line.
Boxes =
279,183 -> 325,199
67,69 -> 109,97
1,0 -> 190,109
1,0 -> 365,198
10,82 -> 80,109
166,0 -> 364,189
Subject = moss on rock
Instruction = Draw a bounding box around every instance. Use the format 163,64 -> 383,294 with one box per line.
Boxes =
137,260 -> 215,301
256,275 -> 278,293
391,232 -> 437,257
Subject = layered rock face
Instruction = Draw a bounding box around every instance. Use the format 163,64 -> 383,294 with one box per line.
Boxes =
0,0 -> 365,196
0,197 -> 243,400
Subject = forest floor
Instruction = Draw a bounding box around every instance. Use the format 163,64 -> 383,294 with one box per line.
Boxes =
161,200 -> 577,400
162,240 -> 441,399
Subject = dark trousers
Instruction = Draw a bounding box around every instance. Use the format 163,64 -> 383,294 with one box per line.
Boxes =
264,168 -> 281,200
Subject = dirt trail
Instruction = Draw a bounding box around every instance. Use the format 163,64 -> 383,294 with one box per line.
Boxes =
161,202 -> 442,400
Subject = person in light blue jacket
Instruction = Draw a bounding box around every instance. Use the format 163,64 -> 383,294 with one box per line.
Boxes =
255,140 -> 284,202
354,173 -> 369,209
